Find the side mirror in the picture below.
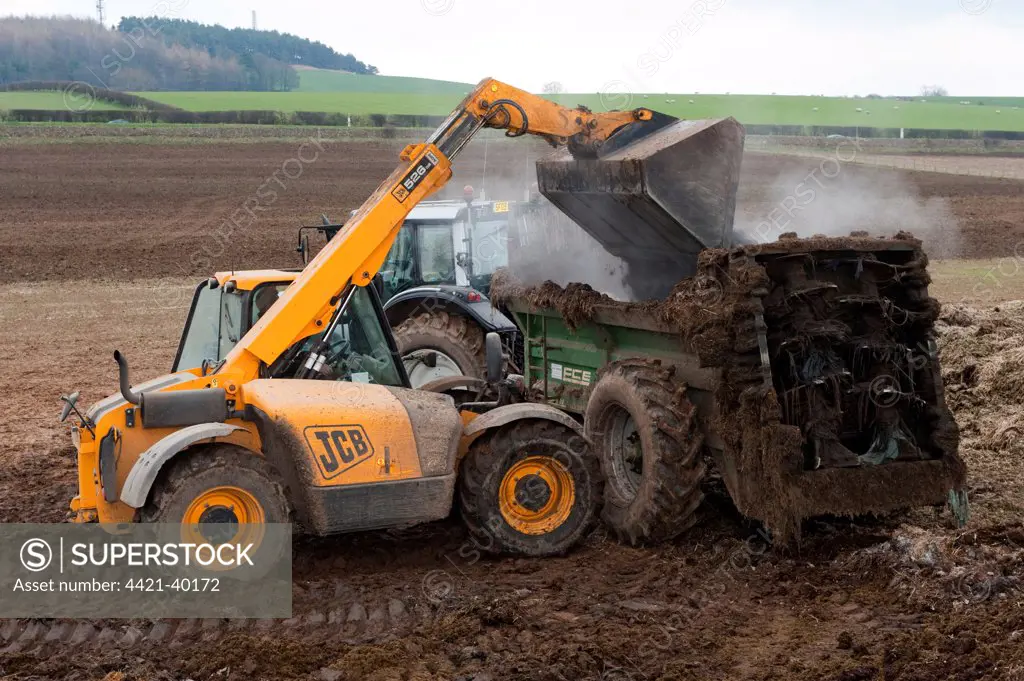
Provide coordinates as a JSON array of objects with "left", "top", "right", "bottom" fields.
[
  {"left": 298, "top": 233, "right": 310, "bottom": 265},
  {"left": 59, "top": 391, "right": 80, "bottom": 423},
  {"left": 485, "top": 333, "right": 503, "bottom": 384}
]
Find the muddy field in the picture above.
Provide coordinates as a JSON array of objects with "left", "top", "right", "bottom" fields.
[
  {"left": 3, "top": 141, "right": 1024, "bottom": 284},
  {"left": 1, "top": 139, "right": 1023, "bottom": 681}
]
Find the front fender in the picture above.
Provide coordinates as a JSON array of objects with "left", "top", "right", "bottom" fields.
[
  {"left": 385, "top": 287, "right": 517, "bottom": 332},
  {"left": 462, "top": 403, "right": 585, "bottom": 450},
  {"left": 120, "top": 423, "right": 246, "bottom": 508}
]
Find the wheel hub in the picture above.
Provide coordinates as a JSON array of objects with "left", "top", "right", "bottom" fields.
[
  {"left": 514, "top": 474, "right": 552, "bottom": 512},
  {"left": 183, "top": 486, "right": 265, "bottom": 546},
  {"left": 197, "top": 506, "right": 240, "bottom": 544},
  {"left": 606, "top": 407, "right": 643, "bottom": 501}
]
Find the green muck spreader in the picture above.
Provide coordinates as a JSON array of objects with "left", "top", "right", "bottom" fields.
[{"left": 495, "top": 235, "right": 968, "bottom": 543}]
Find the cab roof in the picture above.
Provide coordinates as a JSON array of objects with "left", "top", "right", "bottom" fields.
[
  {"left": 389, "top": 199, "right": 520, "bottom": 223},
  {"left": 214, "top": 269, "right": 299, "bottom": 291}
]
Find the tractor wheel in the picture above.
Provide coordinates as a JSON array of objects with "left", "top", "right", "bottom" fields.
[
  {"left": 585, "top": 359, "right": 706, "bottom": 545},
  {"left": 393, "top": 311, "right": 486, "bottom": 388},
  {"left": 458, "top": 420, "right": 601, "bottom": 557},
  {"left": 139, "top": 445, "right": 291, "bottom": 551}
]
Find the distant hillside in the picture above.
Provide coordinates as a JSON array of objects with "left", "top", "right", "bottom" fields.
[
  {"left": 0, "top": 16, "right": 377, "bottom": 92},
  {"left": 296, "top": 68, "right": 470, "bottom": 94},
  {"left": 0, "top": 16, "right": 259, "bottom": 90},
  {"left": 118, "top": 17, "right": 377, "bottom": 77}
]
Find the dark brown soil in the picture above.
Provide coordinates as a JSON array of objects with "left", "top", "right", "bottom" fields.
[
  {"left": 0, "top": 137, "right": 549, "bottom": 284},
  {"left": 0, "top": 141, "right": 1022, "bottom": 680},
  {"left": 1, "top": 145, "right": 1022, "bottom": 284}
]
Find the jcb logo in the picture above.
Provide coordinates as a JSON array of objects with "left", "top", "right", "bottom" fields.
[{"left": 304, "top": 425, "right": 375, "bottom": 480}]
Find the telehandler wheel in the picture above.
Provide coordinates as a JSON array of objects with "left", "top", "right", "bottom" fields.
[
  {"left": 139, "top": 445, "right": 291, "bottom": 549},
  {"left": 394, "top": 311, "right": 487, "bottom": 388},
  {"left": 585, "top": 359, "right": 706, "bottom": 546},
  {"left": 458, "top": 420, "right": 601, "bottom": 557}
]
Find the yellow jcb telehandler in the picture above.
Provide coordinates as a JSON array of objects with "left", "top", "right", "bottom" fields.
[{"left": 60, "top": 78, "right": 740, "bottom": 555}]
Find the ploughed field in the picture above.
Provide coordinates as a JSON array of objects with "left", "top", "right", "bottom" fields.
[{"left": 0, "top": 138, "right": 1023, "bottom": 680}]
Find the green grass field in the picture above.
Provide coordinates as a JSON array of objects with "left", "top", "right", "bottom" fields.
[
  {"left": 3, "top": 69, "right": 1023, "bottom": 132},
  {"left": 295, "top": 68, "right": 472, "bottom": 95},
  {"left": 925, "top": 96, "right": 1024, "bottom": 108},
  {"left": 0, "top": 92, "right": 124, "bottom": 111},
  {"left": 131, "top": 90, "right": 1024, "bottom": 132},
  {"left": 134, "top": 91, "right": 457, "bottom": 115},
  {"left": 548, "top": 93, "right": 1024, "bottom": 132}
]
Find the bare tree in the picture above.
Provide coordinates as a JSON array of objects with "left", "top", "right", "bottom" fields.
[
  {"left": 920, "top": 85, "right": 949, "bottom": 97},
  {"left": 542, "top": 81, "right": 565, "bottom": 95}
]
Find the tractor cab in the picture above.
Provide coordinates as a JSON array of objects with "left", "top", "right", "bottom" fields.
[{"left": 298, "top": 192, "right": 531, "bottom": 299}]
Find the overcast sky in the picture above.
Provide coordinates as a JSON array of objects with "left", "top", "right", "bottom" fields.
[{"left": 4, "top": 0, "right": 1021, "bottom": 96}]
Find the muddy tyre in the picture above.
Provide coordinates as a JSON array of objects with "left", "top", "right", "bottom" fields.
[
  {"left": 139, "top": 445, "right": 291, "bottom": 527},
  {"left": 458, "top": 420, "right": 601, "bottom": 557},
  {"left": 393, "top": 311, "right": 486, "bottom": 388},
  {"left": 585, "top": 359, "right": 706, "bottom": 545}
]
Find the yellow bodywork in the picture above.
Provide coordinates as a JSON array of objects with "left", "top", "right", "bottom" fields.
[
  {"left": 214, "top": 270, "right": 298, "bottom": 291},
  {"left": 71, "top": 375, "right": 261, "bottom": 523},
  {"left": 242, "top": 379, "right": 424, "bottom": 486}
]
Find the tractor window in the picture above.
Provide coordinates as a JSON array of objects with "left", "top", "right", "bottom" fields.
[
  {"left": 317, "top": 287, "right": 404, "bottom": 386},
  {"left": 380, "top": 225, "right": 416, "bottom": 299},
  {"left": 174, "top": 283, "right": 245, "bottom": 373},
  {"left": 418, "top": 225, "right": 455, "bottom": 284},
  {"left": 469, "top": 219, "right": 510, "bottom": 277}
]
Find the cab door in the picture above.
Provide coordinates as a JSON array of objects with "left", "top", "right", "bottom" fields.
[{"left": 243, "top": 285, "right": 461, "bottom": 535}]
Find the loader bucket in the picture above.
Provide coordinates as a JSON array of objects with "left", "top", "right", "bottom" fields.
[{"left": 536, "top": 117, "right": 745, "bottom": 300}]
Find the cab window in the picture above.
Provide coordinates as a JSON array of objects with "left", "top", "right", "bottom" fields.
[
  {"left": 320, "top": 287, "right": 404, "bottom": 386},
  {"left": 469, "top": 218, "right": 510, "bottom": 277},
  {"left": 269, "top": 287, "right": 404, "bottom": 387},
  {"left": 174, "top": 282, "right": 245, "bottom": 373},
  {"left": 250, "top": 283, "right": 290, "bottom": 326},
  {"left": 380, "top": 225, "right": 416, "bottom": 299}
]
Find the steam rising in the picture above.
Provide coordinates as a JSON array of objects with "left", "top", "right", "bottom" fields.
[
  {"left": 464, "top": 140, "right": 961, "bottom": 306},
  {"left": 734, "top": 160, "right": 961, "bottom": 259},
  {"left": 465, "top": 137, "right": 636, "bottom": 301},
  {"left": 509, "top": 201, "right": 635, "bottom": 301}
]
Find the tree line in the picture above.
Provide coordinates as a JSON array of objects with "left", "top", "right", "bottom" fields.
[
  {"left": 118, "top": 17, "right": 377, "bottom": 76},
  {"left": 0, "top": 16, "right": 375, "bottom": 92}
]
